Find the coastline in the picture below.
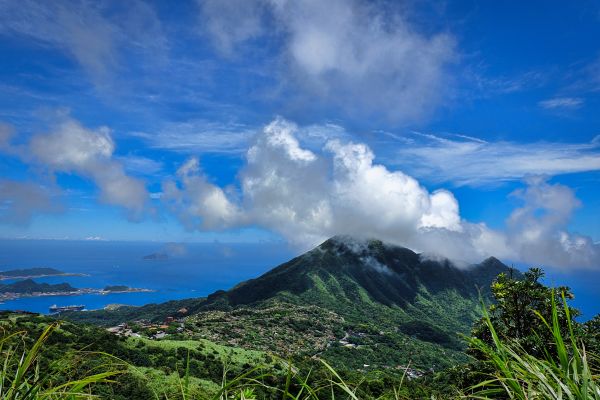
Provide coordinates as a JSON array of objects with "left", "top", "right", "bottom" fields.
[
  {"left": 0, "top": 287, "right": 154, "bottom": 303},
  {"left": 0, "top": 272, "right": 90, "bottom": 281}
]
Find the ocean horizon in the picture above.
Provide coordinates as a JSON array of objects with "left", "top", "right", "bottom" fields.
[{"left": 0, "top": 239, "right": 294, "bottom": 315}]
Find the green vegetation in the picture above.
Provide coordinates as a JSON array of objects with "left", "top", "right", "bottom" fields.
[
  {"left": 466, "top": 294, "right": 600, "bottom": 399},
  {"left": 0, "top": 322, "right": 123, "bottom": 399},
  {"left": 67, "top": 237, "right": 511, "bottom": 370},
  {"left": 3, "top": 282, "right": 598, "bottom": 399},
  {"left": 3, "top": 237, "right": 598, "bottom": 398},
  {"left": 186, "top": 302, "right": 344, "bottom": 356}
]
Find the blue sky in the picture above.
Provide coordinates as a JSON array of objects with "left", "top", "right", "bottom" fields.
[{"left": 0, "top": 0, "right": 599, "bottom": 270}]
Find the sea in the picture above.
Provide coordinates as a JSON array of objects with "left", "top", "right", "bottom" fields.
[
  {"left": 0, "top": 239, "right": 294, "bottom": 315},
  {"left": 0, "top": 239, "right": 598, "bottom": 320}
]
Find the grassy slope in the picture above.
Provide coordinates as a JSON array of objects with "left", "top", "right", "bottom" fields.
[{"left": 0, "top": 311, "right": 277, "bottom": 399}]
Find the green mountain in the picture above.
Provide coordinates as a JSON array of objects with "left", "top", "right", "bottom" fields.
[
  {"left": 67, "top": 236, "right": 513, "bottom": 370},
  {"left": 202, "top": 236, "right": 507, "bottom": 308},
  {"left": 186, "top": 236, "right": 511, "bottom": 369}
]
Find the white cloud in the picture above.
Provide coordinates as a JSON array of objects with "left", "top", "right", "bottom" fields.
[
  {"left": 0, "top": 117, "right": 149, "bottom": 219},
  {"left": 506, "top": 177, "right": 599, "bottom": 268},
  {"left": 164, "top": 117, "right": 600, "bottom": 269},
  {"left": 539, "top": 97, "right": 584, "bottom": 110},
  {"left": 389, "top": 132, "right": 600, "bottom": 186},
  {"left": 200, "top": 0, "right": 456, "bottom": 122},
  {"left": 162, "top": 157, "right": 242, "bottom": 230},
  {"left": 0, "top": 123, "right": 15, "bottom": 151},
  {"left": 199, "top": 0, "right": 266, "bottom": 56}
]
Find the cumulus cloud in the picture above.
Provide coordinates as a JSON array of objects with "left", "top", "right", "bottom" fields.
[
  {"left": 162, "top": 157, "right": 242, "bottom": 230},
  {"left": 164, "top": 117, "right": 599, "bottom": 270},
  {"left": 0, "top": 179, "right": 62, "bottom": 224},
  {"left": 0, "top": 118, "right": 149, "bottom": 219},
  {"left": 200, "top": 0, "right": 456, "bottom": 122},
  {"left": 506, "top": 177, "right": 600, "bottom": 268},
  {"left": 389, "top": 131, "right": 600, "bottom": 186}
]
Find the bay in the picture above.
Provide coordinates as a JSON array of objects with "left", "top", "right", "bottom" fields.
[{"left": 0, "top": 239, "right": 294, "bottom": 314}]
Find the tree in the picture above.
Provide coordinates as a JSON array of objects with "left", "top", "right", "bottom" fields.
[{"left": 469, "top": 267, "right": 579, "bottom": 359}]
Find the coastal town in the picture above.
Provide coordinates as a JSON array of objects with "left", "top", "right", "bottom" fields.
[
  {"left": 105, "top": 308, "right": 189, "bottom": 340},
  {"left": 103, "top": 312, "right": 426, "bottom": 380}
]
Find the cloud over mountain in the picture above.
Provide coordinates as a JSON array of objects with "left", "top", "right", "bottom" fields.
[{"left": 164, "top": 117, "right": 600, "bottom": 269}]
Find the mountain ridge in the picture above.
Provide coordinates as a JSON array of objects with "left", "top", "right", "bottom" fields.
[{"left": 199, "top": 236, "right": 512, "bottom": 309}]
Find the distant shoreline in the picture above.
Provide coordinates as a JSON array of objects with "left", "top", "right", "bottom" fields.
[
  {"left": 0, "top": 272, "right": 89, "bottom": 281},
  {"left": 0, "top": 287, "right": 154, "bottom": 303}
]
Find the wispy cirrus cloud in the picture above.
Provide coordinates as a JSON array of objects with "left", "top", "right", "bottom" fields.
[
  {"left": 539, "top": 96, "right": 584, "bottom": 110},
  {"left": 0, "top": 0, "right": 167, "bottom": 85},
  {"left": 118, "top": 155, "right": 164, "bottom": 177},
  {"left": 388, "top": 131, "right": 600, "bottom": 186},
  {"left": 129, "top": 119, "right": 350, "bottom": 155},
  {"left": 130, "top": 121, "right": 257, "bottom": 154}
]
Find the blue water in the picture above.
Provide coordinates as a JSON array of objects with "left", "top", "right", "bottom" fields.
[{"left": 0, "top": 239, "right": 294, "bottom": 314}]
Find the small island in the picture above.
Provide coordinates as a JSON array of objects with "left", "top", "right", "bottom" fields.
[
  {"left": 102, "top": 285, "right": 151, "bottom": 294},
  {"left": 142, "top": 253, "right": 169, "bottom": 261},
  {"left": 0, "top": 267, "right": 87, "bottom": 281},
  {"left": 104, "top": 285, "right": 131, "bottom": 292}
]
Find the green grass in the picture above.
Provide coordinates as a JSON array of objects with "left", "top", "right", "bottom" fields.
[
  {"left": 466, "top": 292, "right": 600, "bottom": 399},
  {"left": 2, "top": 284, "right": 598, "bottom": 399},
  {"left": 0, "top": 322, "right": 124, "bottom": 399},
  {"left": 131, "top": 337, "right": 270, "bottom": 366}
]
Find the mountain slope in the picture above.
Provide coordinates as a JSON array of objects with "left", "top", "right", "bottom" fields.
[
  {"left": 66, "top": 236, "right": 515, "bottom": 370},
  {"left": 184, "top": 236, "right": 514, "bottom": 369},
  {"left": 202, "top": 236, "right": 507, "bottom": 309}
]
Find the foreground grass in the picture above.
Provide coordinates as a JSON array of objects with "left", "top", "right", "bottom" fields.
[
  {"left": 0, "top": 322, "right": 124, "bottom": 399},
  {"left": 466, "top": 293, "right": 600, "bottom": 400}
]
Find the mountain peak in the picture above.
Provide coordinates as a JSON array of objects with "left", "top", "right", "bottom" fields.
[
  {"left": 320, "top": 235, "right": 417, "bottom": 258},
  {"left": 200, "top": 235, "right": 512, "bottom": 310}
]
